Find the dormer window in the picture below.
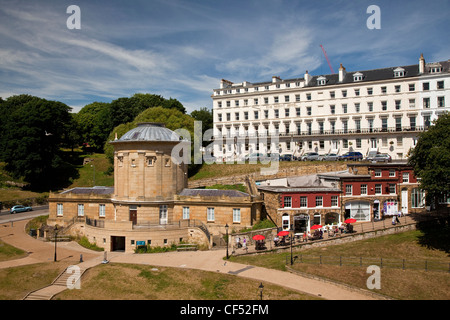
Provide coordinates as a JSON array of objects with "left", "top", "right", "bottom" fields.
[
  {"left": 353, "top": 72, "right": 363, "bottom": 82},
  {"left": 317, "top": 76, "right": 326, "bottom": 86},
  {"left": 429, "top": 66, "right": 442, "bottom": 73},
  {"left": 394, "top": 67, "right": 405, "bottom": 77}
]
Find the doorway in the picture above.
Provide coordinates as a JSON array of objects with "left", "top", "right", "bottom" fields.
[
  {"left": 129, "top": 206, "right": 137, "bottom": 225},
  {"left": 401, "top": 189, "right": 408, "bottom": 214},
  {"left": 111, "top": 236, "right": 125, "bottom": 252}
]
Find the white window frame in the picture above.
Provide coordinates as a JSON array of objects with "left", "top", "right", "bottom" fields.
[
  {"left": 233, "top": 208, "right": 241, "bottom": 223},
  {"left": 345, "top": 185, "right": 353, "bottom": 196},
  {"left": 315, "top": 196, "right": 323, "bottom": 207},
  {"left": 331, "top": 196, "right": 338, "bottom": 207},
  {"left": 375, "top": 184, "right": 382, "bottom": 195},
  {"left": 99, "top": 204, "right": 106, "bottom": 218},
  {"left": 182, "top": 206, "right": 190, "bottom": 220},
  {"left": 402, "top": 172, "right": 409, "bottom": 183},
  {"left": 77, "top": 204, "right": 84, "bottom": 217},
  {"left": 360, "top": 184, "right": 368, "bottom": 195},
  {"left": 300, "top": 196, "right": 308, "bottom": 208},
  {"left": 57, "top": 203, "right": 63, "bottom": 217},
  {"left": 207, "top": 207, "right": 215, "bottom": 222},
  {"left": 284, "top": 196, "right": 292, "bottom": 208}
]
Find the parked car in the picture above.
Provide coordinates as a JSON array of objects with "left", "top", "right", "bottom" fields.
[
  {"left": 318, "top": 153, "right": 339, "bottom": 161},
  {"left": 339, "top": 151, "right": 363, "bottom": 161},
  {"left": 280, "top": 154, "right": 293, "bottom": 161},
  {"left": 245, "top": 153, "right": 270, "bottom": 162},
  {"left": 372, "top": 153, "right": 392, "bottom": 162},
  {"left": 300, "top": 152, "right": 320, "bottom": 161},
  {"left": 364, "top": 150, "right": 379, "bottom": 161},
  {"left": 10, "top": 205, "right": 32, "bottom": 214}
]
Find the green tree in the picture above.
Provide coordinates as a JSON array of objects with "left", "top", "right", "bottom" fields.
[
  {"left": 408, "top": 112, "right": 450, "bottom": 205},
  {"left": 0, "top": 95, "right": 73, "bottom": 190},
  {"left": 74, "top": 102, "right": 111, "bottom": 151},
  {"left": 75, "top": 93, "right": 186, "bottom": 152},
  {"left": 191, "top": 107, "right": 213, "bottom": 148}
]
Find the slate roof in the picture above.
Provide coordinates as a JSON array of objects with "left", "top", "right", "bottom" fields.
[
  {"left": 178, "top": 188, "right": 249, "bottom": 198},
  {"left": 60, "top": 186, "right": 114, "bottom": 195},
  {"left": 215, "top": 59, "right": 450, "bottom": 90}
]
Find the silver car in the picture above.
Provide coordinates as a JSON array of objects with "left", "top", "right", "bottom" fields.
[
  {"left": 372, "top": 153, "right": 392, "bottom": 162},
  {"left": 300, "top": 152, "right": 320, "bottom": 161},
  {"left": 318, "top": 153, "right": 339, "bottom": 161}
]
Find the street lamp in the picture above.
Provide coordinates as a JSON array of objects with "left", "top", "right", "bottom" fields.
[
  {"left": 258, "top": 282, "right": 264, "bottom": 300},
  {"left": 54, "top": 225, "right": 59, "bottom": 262},
  {"left": 225, "top": 223, "right": 229, "bottom": 260}
]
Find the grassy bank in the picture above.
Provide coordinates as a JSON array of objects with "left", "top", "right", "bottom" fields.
[
  {"left": 230, "top": 229, "right": 450, "bottom": 300},
  {"left": 55, "top": 263, "right": 321, "bottom": 300}
]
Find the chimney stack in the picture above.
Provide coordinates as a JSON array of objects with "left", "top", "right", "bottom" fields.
[
  {"left": 304, "top": 71, "right": 311, "bottom": 85},
  {"left": 339, "top": 64, "right": 346, "bottom": 82},
  {"left": 419, "top": 53, "right": 425, "bottom": 74}
]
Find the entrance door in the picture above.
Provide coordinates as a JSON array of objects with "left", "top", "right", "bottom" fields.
[
  {"left": 129, "top": 206, "right": 137, "bottom": 225},
  {"left": 401, "top": 189, "right": 408, "bottom": 214},
  {"left": 159, "top": 205, "right": 168, "bottom": 225},
  {"left": 111, "top": 236, "right": 125, "bottom": 251}
]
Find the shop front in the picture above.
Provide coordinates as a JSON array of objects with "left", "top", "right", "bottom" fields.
[
  {"left": 293, "top": 214, "right": 309, "bottom": 233},
  {"left": 383, "top": 199, "right": 399, "bottom": 216},
  {"left": 345, "top": 201, "right": 371, "bottom": 221}
]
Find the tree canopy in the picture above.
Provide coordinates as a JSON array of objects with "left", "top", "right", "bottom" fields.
[
  {"left": 0, "top": 95, "right": 73, "bottom": 189},
  {"left": 74, "top": 93, "right": 186, "bottom": 152},
  {"left": 408, "top": 112, "right": 450, "bottom": 203}
]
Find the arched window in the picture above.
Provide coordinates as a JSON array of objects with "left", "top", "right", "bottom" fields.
[{"left": 411, "top": 188, "right": 426, "bottom": 208}]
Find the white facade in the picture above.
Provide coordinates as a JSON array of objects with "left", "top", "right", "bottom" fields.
[{"left": 212, "top": 54, "right": 449, "bottom": 161}]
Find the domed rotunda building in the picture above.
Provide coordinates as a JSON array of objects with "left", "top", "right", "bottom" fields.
[{"left": 48, "top": 123, "right": 262, "bottom": 252}]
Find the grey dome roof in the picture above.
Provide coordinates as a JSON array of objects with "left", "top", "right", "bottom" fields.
[{"left": 117, "top": 123, "right": 181, "bottom": 142}]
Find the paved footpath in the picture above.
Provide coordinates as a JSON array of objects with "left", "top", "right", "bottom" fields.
[{"left": 1, "top": 219, "right": 380, "bottom": 300}]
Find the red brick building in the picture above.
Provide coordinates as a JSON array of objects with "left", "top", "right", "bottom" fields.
[{"left": 257, "top": 162, "right": 426, "bottom": 233}]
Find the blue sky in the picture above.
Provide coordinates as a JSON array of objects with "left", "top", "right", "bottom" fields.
[{"left": 0, "top": 0, "right": 449, "bottom": 113}]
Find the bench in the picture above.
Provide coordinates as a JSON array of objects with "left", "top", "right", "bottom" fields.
[
  {"left": 176, "top": 244, "right": 198, "bottom": 252},
  {"left": 49, "top": 236, "right": 72, "bottom": 242}
]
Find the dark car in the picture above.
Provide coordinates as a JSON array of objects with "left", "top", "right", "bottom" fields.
[
  {"left": 339, "top": 151, "right": 363, "bottom": 161},
  {"left": 10, "top": 205, "right": 33, "bottom": 214},
  {"left": 280, "top": 154, "right": 293, "bottom": 161}
]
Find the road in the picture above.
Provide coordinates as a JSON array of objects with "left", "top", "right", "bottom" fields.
[{"left": 0, "top": 205, "right": 49, "bottom": 224}]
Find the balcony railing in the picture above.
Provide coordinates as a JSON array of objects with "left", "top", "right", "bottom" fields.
[{"left": 214, "top": 126, "right": 426, "bottom": 140}]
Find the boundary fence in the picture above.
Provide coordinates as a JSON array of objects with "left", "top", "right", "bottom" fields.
[{"left": 288, "top": 254, "right": 450, "bottom": 273}]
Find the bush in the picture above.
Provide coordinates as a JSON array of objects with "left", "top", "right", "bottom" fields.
[
  {"left": 135, "top": 243, "right": 178, "bottom": 253},
  {"left": 78, "top": 236, "right": 104, "bottom": 251}
]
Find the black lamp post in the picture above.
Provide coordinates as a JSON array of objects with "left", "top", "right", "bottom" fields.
[
  {"left": 54, "top": 225, "right": 59, "bottom": 262},
  {"left": 290, "top": 231, "right": 294, "bottom": 265},
  {"left": 258, "top": 282, "right": 264, "bottom": 300},
  {"left": 225, "top": 223, "right": 229, "bottom": 259}
]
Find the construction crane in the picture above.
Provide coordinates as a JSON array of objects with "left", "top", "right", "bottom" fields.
[{"left": 320, "top": 44, "right": 335, "bottom": 74}]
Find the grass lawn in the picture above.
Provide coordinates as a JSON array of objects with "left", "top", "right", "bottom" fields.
[
  {"left": 0, "top": 239, "right": 28, "bottom": 262},
  {"left": 55, "top": 263, "right": 321, "bottom": 300},
  {"left": 0, "top": 262, "right": 71, "bottom": 300},
  {"left": 230, "top": 230, "right": 450, "bottom": 300}
]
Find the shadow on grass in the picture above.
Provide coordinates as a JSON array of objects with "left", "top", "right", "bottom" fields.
[{"left": 416, "top": 215, "right": 450, "bottom": 255}]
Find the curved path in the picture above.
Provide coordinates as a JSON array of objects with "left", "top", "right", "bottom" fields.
[{"left": 1, "top": 220, "right": 379, "bottom": 300}]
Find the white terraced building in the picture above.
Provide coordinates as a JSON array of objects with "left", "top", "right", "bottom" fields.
[{"left": 211, "top": 54, "right": 449, "bottom": 161}]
